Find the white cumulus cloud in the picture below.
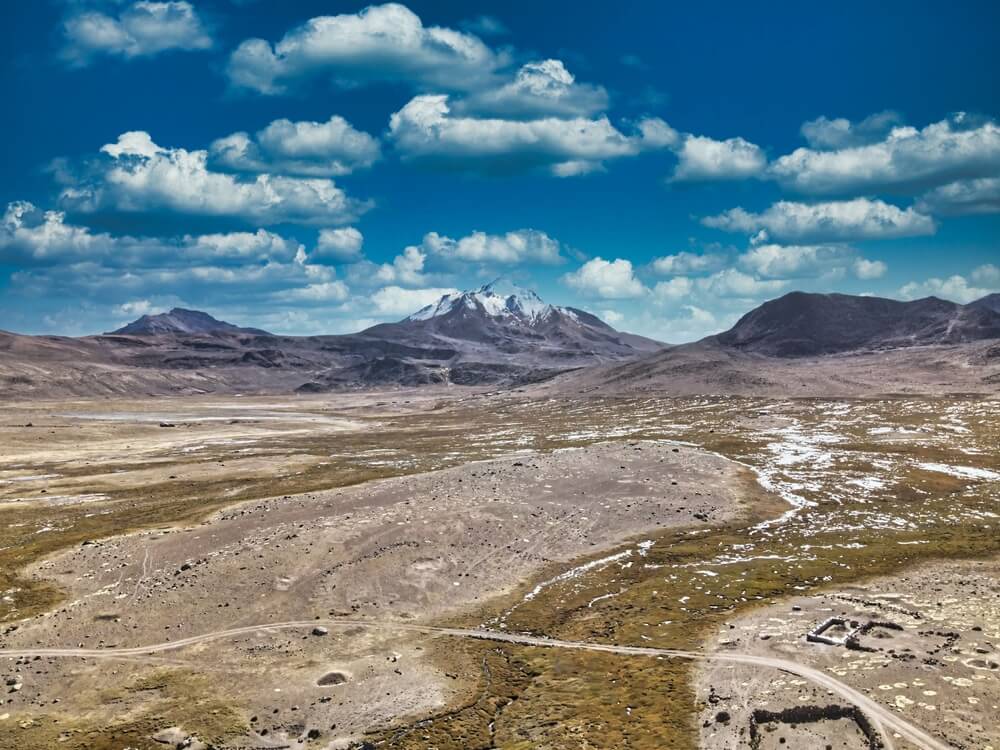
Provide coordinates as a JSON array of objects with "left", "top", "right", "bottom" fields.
[
  {"left": 1, "top": 201, "right": 303, "bottom": 264},
  {"left": 916, "top": 177, "right": 1000, "bottom": 216},
  {"left": 737, "top": 243, "right": 880, "bottom": 279},
  {"left": 60, "top": 131, "right": 371, "bottom": 226},
  {"left": 226, "top": 3, "right": 503, "bottom": 95},
  {"left": 210, "top": 116, "right": 380, "bottom": 178},
  {"left": 853, "top": 258, "right": 888, "bottom": 280},
  {"left": 972, "top": 263, "right": 1000, "bottom": 285},
  {"left": 314, "top": 227, "right": 364, "bottom": 261},
  {"left": 799, "top": 111, "right": 902, "bottom": 150},
  {"left": 652, "top": 276, "right": 694, "bottom": 301},
  {"left": 273, "top": 280, "right": 350, "bottom": 303},
  {"left": 370, "top": 285, "right": 459, "bottom": 316},
  {"left": 770, "top": 114, "right": 1000, "bottom": 195},
  {"left": 702, "top": 198, "right": 936, "bottom": 242},
  {"left": 651, "top": 251, "right": 726, "bottom": 275},
  {"left": 672, "top": 135, "right": 767, "bottom": 181},
  {"left": 420, "top": 229, "right": 563, "bottom": 264},
  {"left": 63, "top": 1, "right": 211, "bottom": 65},
  {"left": 457, "top": 59, "right": 608, "bottom": 119},
  {"left": 899, "top": 274, "right": 997, "bottom": 304},
  {"left": 373, "top": 246, "right": 429, "bottom": 286},
  {"left": 695, "top": 268, "right": 787, "bottom": 298},
  {"left": 562, "top": 257, "right": 648, "bottom": 299},
  {"left": 388, "top": 95, "right": 671, "bottom": 176}
]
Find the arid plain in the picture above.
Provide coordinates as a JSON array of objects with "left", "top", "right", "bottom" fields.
[{"left": 0, "top": 388, "right": 997, "bottom": 750}]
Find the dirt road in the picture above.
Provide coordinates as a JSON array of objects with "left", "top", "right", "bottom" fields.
[{"left": 0, "top": 619, "right": 945, "bottom": 750}]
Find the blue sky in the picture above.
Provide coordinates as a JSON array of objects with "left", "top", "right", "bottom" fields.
[{"left": 2, "top": 1, "right": 998, "bottom": 340}]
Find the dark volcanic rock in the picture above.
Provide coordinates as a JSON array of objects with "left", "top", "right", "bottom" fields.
[
  {"left": 968, "top": 292, "right": 1000, "bottom": 315},
  {"left": 713, "top": 292, "right": 1000, "bottom": 356}
]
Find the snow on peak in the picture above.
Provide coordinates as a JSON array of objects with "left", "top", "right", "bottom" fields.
[
  {"left": 407, "top": 278, "right": 557, "bottom": 324},
  {"left": 407, "top": 291, "right": 463, "bottom": 321}
]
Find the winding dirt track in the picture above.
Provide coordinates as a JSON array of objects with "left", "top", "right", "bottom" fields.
[{"left": 0, "top": 619, "right": 946, "bottom": 750}]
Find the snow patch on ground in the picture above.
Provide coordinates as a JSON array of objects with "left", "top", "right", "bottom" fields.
[{"left": 916, "top": 463, "right": 1000, "bottom": 481}]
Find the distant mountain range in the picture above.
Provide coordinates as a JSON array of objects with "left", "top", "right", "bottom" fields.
[
  {"left": 0, "top": 280, "right": 663, "bottom": 397},
  {"left": 1, "top": 285, "right": 998, "bottom": 399}
]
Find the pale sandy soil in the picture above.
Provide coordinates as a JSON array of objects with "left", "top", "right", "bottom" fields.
[
  {"left": 0, "top": 434, "right": 745, "bottom": 748},
  {"left": 695, "top": 557, "right": 1000, "bottom": 750},
  {"left": 0, "top": 391, "right": 459, "bottom": 514},
  {"left": 541, "top": 341, "right": 1000, "bottom": 398}
]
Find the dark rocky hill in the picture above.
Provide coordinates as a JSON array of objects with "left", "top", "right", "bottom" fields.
[
  {"left": 110, "top": 308, "right": 271, "bottom": 336},
  {"left": 968, "top": 292, "right": 1000, "bottom": 314},
  {"left": 712, "top": 292, "right": 1000, "bottom": 356}
]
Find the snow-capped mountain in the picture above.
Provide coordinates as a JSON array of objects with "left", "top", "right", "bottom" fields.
[
  {"left": 408, "top": 279, "right": 563, "bottom": 325},
  {"left": 365, "top": 278, "right": 663, "bottom": 357}
]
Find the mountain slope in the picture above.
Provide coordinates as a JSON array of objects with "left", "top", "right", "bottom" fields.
[
  {"left": 968, "top": 292, "right": 1000, "bottom": 314},
  {"left": 712, "top": 292, "right": 1000, "bottom": 356},
  {"left": 109, "top": 308, "right": 271, "bottom": 336},
  {"left": 544, "top": 290, "right": 1000, "bottom": 398}
]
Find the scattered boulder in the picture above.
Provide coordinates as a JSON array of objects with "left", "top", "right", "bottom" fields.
[
  {"left": 151, "top": 727, "right": 208, "bottom": 750},
  {"left": 152, "top": 727, "right": 187, "bottom": 746}
]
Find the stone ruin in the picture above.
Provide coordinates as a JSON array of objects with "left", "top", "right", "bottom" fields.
[
  {"left": 805, "top": 616, "right": 903, "bottom": 651},
  {"left": 748, "top": 704, "right": 884, "bottom": 750}
]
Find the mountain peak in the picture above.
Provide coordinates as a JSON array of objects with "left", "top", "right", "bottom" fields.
[
  {"left": 478, "top": 276, "right": 532, "bottom": 296},
  {"left": 109, "top": 308, "right": 270, "bottom": 336},
  {"left": 408, "top": 279, "right": 553, "bottom": 324},
  {"left": 969, "top": 292, "right": 1000, "bottom": 314},
  {"left": 364, "top": 278, "right": 662, "bottom": 358}
]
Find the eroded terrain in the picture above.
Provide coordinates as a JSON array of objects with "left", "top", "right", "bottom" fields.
[{"left": 0, "top": 391, "right": 997, "bottom": 749}]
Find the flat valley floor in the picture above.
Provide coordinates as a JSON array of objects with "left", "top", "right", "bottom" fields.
[{"left": 0, "top": 390, "right": 997, "bottom": 750}]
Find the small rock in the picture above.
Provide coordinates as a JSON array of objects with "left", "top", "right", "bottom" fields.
[{"left": 152, "top": 727, "right": 187, "bottom": 745}]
